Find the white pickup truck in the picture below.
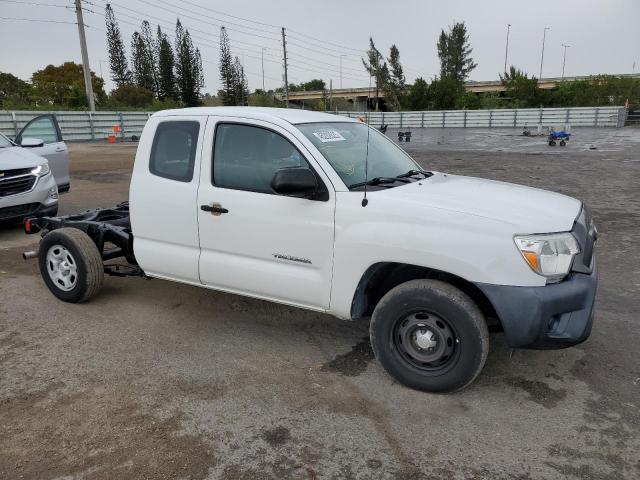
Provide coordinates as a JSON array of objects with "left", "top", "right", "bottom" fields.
[{"left": 23, "top": 107, "right": 598, "bottom": 392}]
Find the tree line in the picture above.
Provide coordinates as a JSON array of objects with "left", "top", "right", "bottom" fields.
[
  {"left": 105, "top": 4, "right": 203, "bottom": 108},
  {"left": 363, "top": 22, "right": 639, "bottom": 111}
]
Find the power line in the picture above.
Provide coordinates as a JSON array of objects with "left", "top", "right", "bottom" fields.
[
  {"left": 173, "top": 0, "right": 280, "bottom": 29},
  {"left": 0, "top": 15, "right": 75, "bottom": 24},
  {"left": 87, "top": 0, "right": 282, "bottom": 62},
  {"left": 128, "top": 0, "right": 282, "bottom": 42},
  {"left": 0, "top": 0, "right": 70, "bottom": 7},
  {"left": 287, "top": 28, "right": 363, "bottom": 54}
]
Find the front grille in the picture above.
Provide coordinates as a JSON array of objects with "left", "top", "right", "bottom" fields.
[
  {"left": 0, "top": 175, "right": 36, "bottom": 197},
  {"left": 0, "top": 167, "right": 33, "bottom": 179},
  {"left": 0, "top": 202, "right": 40, "bottom": 219}
]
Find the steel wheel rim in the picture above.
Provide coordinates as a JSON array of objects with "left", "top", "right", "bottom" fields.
[
  {"left": 46, "top": 245, "right": 78, "bottom": 292},
  {"left": 392, "top": 311, "right": 459, "bottom": 374}
]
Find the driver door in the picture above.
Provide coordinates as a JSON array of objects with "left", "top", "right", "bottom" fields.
[
  {"left": 16, "top": 114, "right": 70, "bottom": 191},
  {"left": 197, "top": 117, "right": 336, "bottom": 310}
]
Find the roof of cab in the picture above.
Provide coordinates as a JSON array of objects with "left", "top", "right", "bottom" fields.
[{"left": 152, "top": 106, "right": 357, "bottom": 125}]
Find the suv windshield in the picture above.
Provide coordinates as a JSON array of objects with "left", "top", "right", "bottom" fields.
[
  {"left": 0, "top": 134, "right": 13, "bottom": 148},
  {"left": 297, "top": 122, "right": 422, "bottom": 189}
]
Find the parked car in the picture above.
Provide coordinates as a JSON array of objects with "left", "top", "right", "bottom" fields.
[
  {"left": 0, "top": 114, "right": 70, "bottom": 222},
  {"left": 22, "top": 107, "right": 597, "bottom": 393}
]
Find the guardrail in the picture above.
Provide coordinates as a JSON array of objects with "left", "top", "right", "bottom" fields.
[
  {"left": 334, "top": 106, "right": 627, "bottom": 128},
  {"left": 0, "top": 106, "right": 628, "bottom": 141},
  {"left": 0, "top": 110, "right": 151, "bottom": 141}
]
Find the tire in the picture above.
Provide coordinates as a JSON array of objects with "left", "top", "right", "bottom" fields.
[
  {"left": 38, "top": 227, "right": 104, "bottom": 303},
  {"left": 560, "top": 140, "right": 566, "bottom": 146},
  {"left": 370, "top": 279, "right": 489, "bottom": 393}
]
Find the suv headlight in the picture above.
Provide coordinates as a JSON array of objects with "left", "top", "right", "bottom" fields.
[
  {"left": 31, "top": 163, "right": 50, "bottom": 177},
  {"left": 514, "top": 233, "right": 580, "bottom": 283}
]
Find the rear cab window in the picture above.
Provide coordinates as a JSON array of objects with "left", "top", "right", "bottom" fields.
[{"left": 149, "top": 121, "right": 200, "bottom": 182}]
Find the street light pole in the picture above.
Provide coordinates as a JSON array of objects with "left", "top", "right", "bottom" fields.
[
  {"left": 261, "top": 48, "right": 266, "bottom": 91},
  {"left": 339, "top": 54, "right": 346, "bottom": 89},
  {"left": 504, "top": 24, "right": 511, "bottom": 74},
  {"left": 539, "top": 27, "right": 550, "bottom": 79},
  {"left": 561, "top": 44, "right": 570, "bottom": 79}
]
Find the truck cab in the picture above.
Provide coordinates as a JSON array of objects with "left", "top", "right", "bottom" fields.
[{"left": 25, "top": 107, "right": 598, "bottom": 393}]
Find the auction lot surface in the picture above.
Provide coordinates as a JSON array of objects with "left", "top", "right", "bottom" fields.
[{"left": 1, "top": 127, "right": 639, "bottom": 479}]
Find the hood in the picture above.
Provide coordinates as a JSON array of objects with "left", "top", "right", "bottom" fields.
[
  {"left": 380, "top": 172, "right": 582, "bottom": 233},
  {"left": 0, "top": 146, "right": 47, "bottom": 171}
]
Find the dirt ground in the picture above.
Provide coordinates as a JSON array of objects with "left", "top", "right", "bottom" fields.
[{"left": 1, "top": 128, "right": 639, "bottom": 479}]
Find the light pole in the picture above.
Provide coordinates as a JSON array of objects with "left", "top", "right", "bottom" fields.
[
  {"left": 504, "top": 24, "right": 511, "bottom": 74},
  {"left": 339, "top": 54, "right": 347, "bottom": 89},
  {"left": 539, "top": 27, "right": 550, "bottom": 79},
  {"left": 261, "top": 48, "right": 266, "bottom": 91},
  {"left": 561, "top": 44, "right": 570, "bottom": 79}
]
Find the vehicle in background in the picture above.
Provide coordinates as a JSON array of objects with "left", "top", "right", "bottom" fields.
[
  {"left": 0, "top": 114, "right": 69, "bottom": 223},
  {"left": 22, "top": 107, "right": 597, "bottom": 393}
]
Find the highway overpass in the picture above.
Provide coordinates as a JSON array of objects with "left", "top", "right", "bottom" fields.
[{"left": 281, "top": 73, "right": 640, "bottom": 109}]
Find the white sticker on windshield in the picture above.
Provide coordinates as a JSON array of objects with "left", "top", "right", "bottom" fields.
[{"left": 312, "top": 130, "right": 346, "bottom": 143}]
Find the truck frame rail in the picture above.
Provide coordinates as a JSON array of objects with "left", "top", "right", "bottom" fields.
[{"left": 24, "top": 201, "right": 141, "bottom": 276}]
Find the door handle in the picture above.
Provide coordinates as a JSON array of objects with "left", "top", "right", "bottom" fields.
[
  {"left": 55, "top": 147, "right": 65, "bottom": 152},
  {"left": 200, "top": 203, "right": 229, "bottom": 216}
]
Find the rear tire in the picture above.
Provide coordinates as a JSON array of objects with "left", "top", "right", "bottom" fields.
[
  {"left": 370, "top": 279, "right": 489, "bottom": 393},
  {"left": 38, "top": 228, "right": 104, "bottom": 303}
]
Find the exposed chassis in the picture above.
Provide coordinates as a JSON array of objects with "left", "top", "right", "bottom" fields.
[{"left": 24, "top": 201, "right": 144, "bottom": 277}]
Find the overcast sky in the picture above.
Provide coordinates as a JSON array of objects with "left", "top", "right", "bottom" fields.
[{"left": 1, "top": 0, "right": 638, "bottom": 94}]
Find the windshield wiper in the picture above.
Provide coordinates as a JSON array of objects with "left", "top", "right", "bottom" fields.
[
  {"left": 348, "top": 177, "right": 410, "bottom": 189},
  {"left": 396, "top": 169, "right": 433, "bottom": 179}
]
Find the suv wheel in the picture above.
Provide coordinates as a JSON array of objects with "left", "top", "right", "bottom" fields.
[{"left": 370, "top": 279, "right": 489, "bottom": 393}]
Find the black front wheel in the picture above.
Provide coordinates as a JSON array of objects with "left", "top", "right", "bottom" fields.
[{"left": 370, "top": 280, "right": 489, "bottom": 393}]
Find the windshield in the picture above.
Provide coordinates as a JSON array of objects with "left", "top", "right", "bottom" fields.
[
  {"left": 296, "top": 122, "right": 421, "bottom": 189},
  {"left": 0, "top": 134, "right": 13, "bottom": 148}
]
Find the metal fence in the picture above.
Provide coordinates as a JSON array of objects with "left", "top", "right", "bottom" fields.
[
  {"left": 0, "top": 110, "right": 151, "bottom": 141},
  {"left": 334, "top": 106, "right": 627, "bottom": 128},
  {"left": 0, "top": 106, "right": 628, "bottom": 141}
]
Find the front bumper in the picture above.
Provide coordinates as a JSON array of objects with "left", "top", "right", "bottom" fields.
[
  {"left": 476, "top": 258, "right": 597, "bottom": 349},
  {"left": 0, "top": 173, "right": 58, "bottom": 221}
]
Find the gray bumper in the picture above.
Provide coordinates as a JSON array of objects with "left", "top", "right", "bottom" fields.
[{"left": 476, "top": 259, "right": 597, "bottom": 349}]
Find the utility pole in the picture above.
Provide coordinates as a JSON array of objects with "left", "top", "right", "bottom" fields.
[
  {"left": 74, "top": 0, "right": 95, "bottom": 111},
  {"left": 281, "top": 27, "right": 289, "bottom": 108},
  {"left": 503, "top": 24, "right": 511, "bottom": 74},
  {"left": 261, "top": 48, "right": 266, "bottom": 91},
  {"left": 539, "top": 27, "right": 550, "bottom": 80},
  {"left": 561, "top": 44, "right": 570, "bottom": 79},
  {"left": 329, "top": 79, "right": 333, "bottom": 111},
  {"left": 339, "top": 54, "right": 346, "bottom": 89}
]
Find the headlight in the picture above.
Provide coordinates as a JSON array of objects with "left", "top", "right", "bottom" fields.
[
  {"left": 514, "top": 232, "right": 580, "bottom": 283},
  {"left": 31, "top": 163, "right": 50, "bottom": 177}
]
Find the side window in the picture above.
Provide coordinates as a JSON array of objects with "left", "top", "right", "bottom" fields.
[
  {"left": 149, "top": 121, "right": 200, "bottom": 182},
  {"left": 213, "top": 123, "right": 307, "bottom": 194},
  {"left": 20, "top": 116, "right": 59, "bottom": 144}
]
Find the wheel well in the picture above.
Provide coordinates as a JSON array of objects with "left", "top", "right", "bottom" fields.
[{"left": 350, "top": 262, "right": 502, "bottom": 330}]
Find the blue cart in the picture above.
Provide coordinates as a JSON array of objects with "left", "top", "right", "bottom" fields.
[{"left": 548, "top": 128, "right": 571, "bottom": 146}]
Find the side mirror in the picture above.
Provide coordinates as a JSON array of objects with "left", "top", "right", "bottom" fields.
[
  {"left": 271, "top": 167, "right": 317, "bottom": 198},
  {"left": 20, "top": 137, "right": 44, "bottom": 148}
]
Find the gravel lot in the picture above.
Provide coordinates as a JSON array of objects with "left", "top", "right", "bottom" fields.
[{"left": 1, "top": 127, "right": 639, "bottom": 479}]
